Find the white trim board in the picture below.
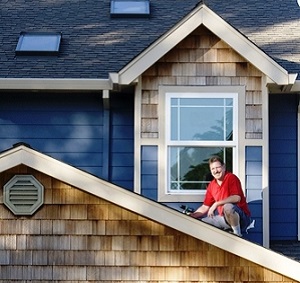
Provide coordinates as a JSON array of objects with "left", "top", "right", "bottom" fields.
[
  {"left": 116, "top": 4, "right": 296, "bottom": 86},
  {"left": 0, "top": 78, "right": 112, "bottom": 91},
  {"left": 0, "top": 144, "right": 299, "bottom": 281}
]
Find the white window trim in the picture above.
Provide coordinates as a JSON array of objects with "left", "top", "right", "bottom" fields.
[{"left": 158, "top": 85, "right": 246, "bottom": 202}]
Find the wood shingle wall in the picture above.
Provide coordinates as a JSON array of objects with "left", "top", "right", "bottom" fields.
[
  {"left": 0, "top": 165, "right": 296, "bottom": 282},
  {"left": 141, "top": 26, "right": 263, "bottom": 139}
]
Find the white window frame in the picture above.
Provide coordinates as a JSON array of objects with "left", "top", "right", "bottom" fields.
[{"left": 158, "top": 86, "right": 245, "bottom": 202}]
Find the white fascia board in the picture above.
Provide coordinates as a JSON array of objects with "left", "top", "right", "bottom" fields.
[
  {"left": 117, "top": 6, "right": 205, "bottom": 85},
  {"left": 289, "top": 73, "right": 299, "bottom": 85},
  {"left": 0, "top": 78, "right": 113, "bottom": 91},
  {"left": 0, "top": 145, "right": 300, "bottom": 281},
  {"left": 291, "top": 80, "right": 300, "bottom": 92},
  {"left": 202, "top": 8, "right": 291, "bottom": 85},
  {"left": 267, "top": 76, "right": 299, "bottom": 93},
  {"left": 118, "top": 4, "right": 293, "bottom": 86}
]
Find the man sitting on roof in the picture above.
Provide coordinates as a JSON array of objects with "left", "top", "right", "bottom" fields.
[{"left": 190, "top": 156, "right": 251, "bottom": 237}]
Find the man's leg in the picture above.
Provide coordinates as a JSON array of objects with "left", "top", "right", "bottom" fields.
[
  {"left": 201, "top": 215, "right": 231, "bottom": 230},
  {"left": 223, "top": 203, "right": 242, "bottom": 236}
]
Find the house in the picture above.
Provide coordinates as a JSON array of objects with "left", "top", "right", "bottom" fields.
[{"left": 0, "top": 0, "right": 300, "bottom": 278}]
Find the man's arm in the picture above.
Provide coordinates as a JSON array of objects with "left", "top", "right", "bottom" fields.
[
  {"left": 214, "top": 195, "right": 241, "bottom": 206},
  {"left": 190, "top": 204, "right": 209, "bottom": 219},
  {"left": 206, "top": 195, "right": 241, "bottom": 217}
]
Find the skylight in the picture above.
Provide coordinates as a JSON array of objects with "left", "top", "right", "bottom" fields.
[
  {"left": 110, "top": 0, "right": 150, "bottom": 17},
  {"left": 15, "top": 32, "right": 62, "bottom": 55}
]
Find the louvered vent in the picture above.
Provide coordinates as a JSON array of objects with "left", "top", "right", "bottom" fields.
[{"left": 3, "top": 175, "right": 44, "bottom": 215}]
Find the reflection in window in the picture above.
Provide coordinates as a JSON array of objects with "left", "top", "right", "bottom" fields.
[
  {"left": 170, "top": 98, "right": 233, "bottom": 141},
  {"left": 169, "top": 147, "right": 232, "bottom": 192}
]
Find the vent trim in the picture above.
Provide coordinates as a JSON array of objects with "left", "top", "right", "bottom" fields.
[{"left": 3, "top": 175, "right": 44, "bottom": 215}]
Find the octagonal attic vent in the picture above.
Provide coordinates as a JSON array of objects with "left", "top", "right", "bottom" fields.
[{"left": 3, "top": 175, "right": 44, "bottom": 215}]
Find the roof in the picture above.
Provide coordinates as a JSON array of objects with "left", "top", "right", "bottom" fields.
[
  {"left": 0, "top": 0, "right": 299, "bottom": 81},
  {"left": 271, "top": 241, "right": 300, "bottom": 262},
  {"left": 116, "top": 4, "right": 295, "bottom": 85},
  {"left": 205, "top": 0, "right": 300, "bottom": 77},
  {"left": 0, "top": 0, "right": 199, "bottom": 79},
  {"left": 1, "top": 143, "right": 300, "bottom": 282}
]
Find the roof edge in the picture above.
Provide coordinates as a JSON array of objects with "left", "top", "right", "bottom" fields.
[
  {"left": 201, "top": 7, "right": 291, "bottom": 85},
  {"left": 0, "top": 144, "right": 300, "bottom": 281},
  {"left": 0, "top": 78, "right": 113, "bottom": 91},
  {"left": 117, "top": 4, "right": 291, "bottom": 86},
  {"left": 290, "top": 79, "right": 300, "bottom": 92}
]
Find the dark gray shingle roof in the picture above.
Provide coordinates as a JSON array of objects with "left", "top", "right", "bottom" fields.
[
  {"left": 271, "top": 240, "right": 300, "bottom": 262},
  {"left": 0, "top": 0, "right": 299, "bottom": 79},
  {"left": 206, "top": 0, "right": 300, "bottom": 76},
  {"left": 0, "top": 0, "right": 199, "bottom": 78}
]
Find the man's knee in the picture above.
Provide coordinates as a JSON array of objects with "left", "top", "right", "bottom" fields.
[{"left": 223, "top": 203, "right": 234, "bottom": 215}]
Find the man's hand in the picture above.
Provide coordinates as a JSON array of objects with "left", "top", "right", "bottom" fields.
[
  {"left": 207, "top": 202, "right": 219, "bottom": 217},
  {"left": 189, "top": 204, "right": 209, "bottom": 219},
  {"left": 190, "top": 211, "right": 203, "bottom": 219}
]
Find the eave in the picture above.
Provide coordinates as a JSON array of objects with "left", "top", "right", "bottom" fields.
[
  {"left": 0, "top": 78, "right": 113, "bottom": 91},
  {"left": 290, "top": 80, "right": 300, "bottom": 92},
  {"left": 267, "top": 75, "right": 300, "bottom": 93},
  {"left": 0, "top": 144, "right": 300, "bottom": 282},
  {"left": 113, "top": 4, "right": 297, "bottom": 87}
]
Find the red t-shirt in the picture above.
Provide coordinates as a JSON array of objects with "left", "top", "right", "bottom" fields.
[{"left": 203, "top": 172, "right": 250, "bottom": 216}]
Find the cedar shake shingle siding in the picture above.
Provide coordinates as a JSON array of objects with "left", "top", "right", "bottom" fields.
[
  {"left": 141, "top": 26, "right": 263, "bottom": 138},
  {"left": 0, "top": 165, "right": 296, "bottom": 282}
]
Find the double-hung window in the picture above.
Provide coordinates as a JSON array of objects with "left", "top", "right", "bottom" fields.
[{"left": 159, "top": 86, "right": 242, "bottom": 202}]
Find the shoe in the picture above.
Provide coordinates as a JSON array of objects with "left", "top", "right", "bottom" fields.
[{"left": 228, "top": 230, "right": 242, "bottom": 237}]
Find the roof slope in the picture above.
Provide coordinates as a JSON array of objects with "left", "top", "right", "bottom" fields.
[
  {"left": 271, "top": 240, "right": 300, "bottom": 262},
  {"left": 0, "top": 143, "right": 300, "bottom": 282},
  {"left": 0, "top": 0, "right": 299, "bottom": 79},
  {"left": 205, "top": 0, "right": 300, "bottom": 76},
  {"left": 117, "top": 4, "right": 294, "bottom": 85},
  {"left": 0, "top": 0, "right": 199, "bottom": 79}
]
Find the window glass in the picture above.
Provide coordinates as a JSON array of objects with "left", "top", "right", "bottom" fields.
[
  {"left": 16, "top": 32, "right": 62, "bottom": 55},
  {"left": 170, "top": 98, "right": 233, "bottom": 141},
  {"left": 169, "top": 147, "right": 232, "bottom": 192},
  {"left": 111, "top": 0, "right": 150, "bottom": 16}
]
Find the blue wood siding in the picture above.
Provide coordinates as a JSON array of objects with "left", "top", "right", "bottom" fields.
[
  {"left": 141, "top": 146, "right": 158, "bottom": 200},
  {"left": 109, "top": 93, "right": 134, "bottom": 189},
  {"left": 0, "top": 92, "right": 103, "bottom": 175},
  {"left": 244, "top": 146, "right": 263, "bottom": 244},
  {"left": 269, "top": 93, "right": 298, "bottom": 240},
  {"left": 0, "top": 92, "right": 134, "bottom": 191}
]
